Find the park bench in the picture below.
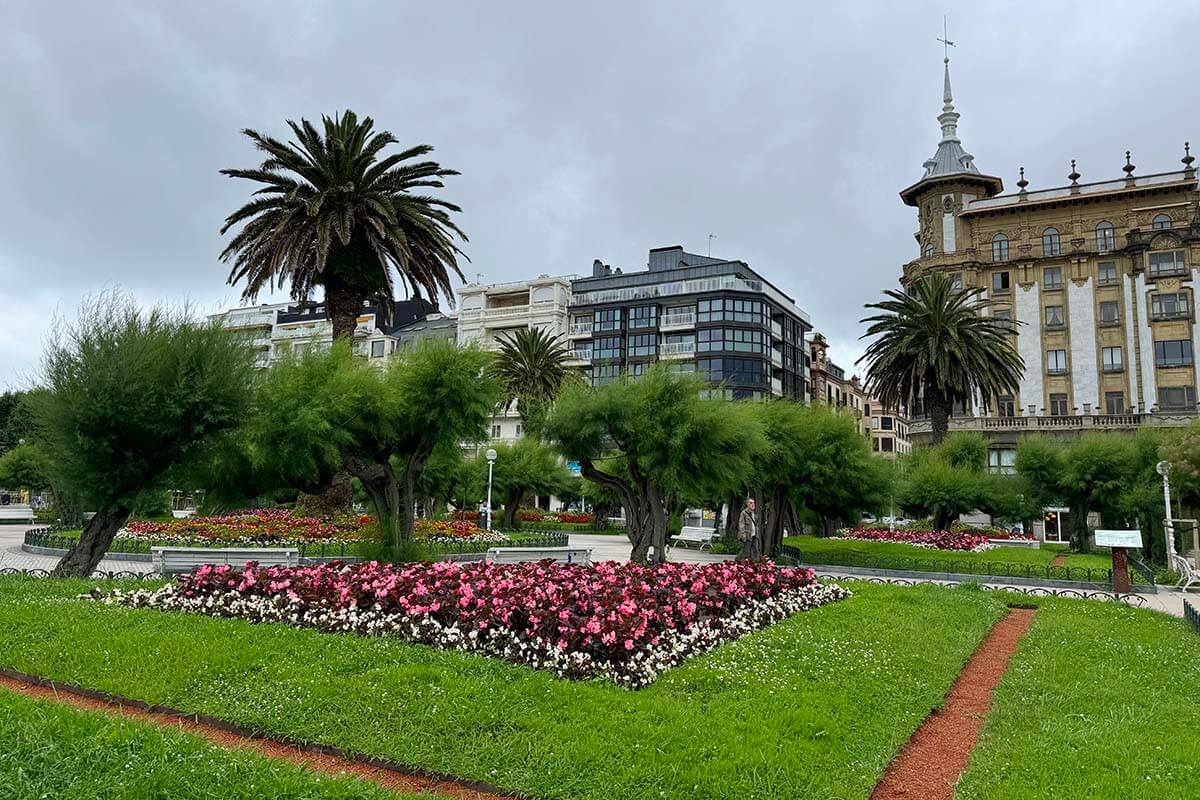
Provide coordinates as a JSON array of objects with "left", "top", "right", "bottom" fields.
[
  {"left": 1172, "top": 551, "right": 1200, "bottom": 592},
  {"left": 668, "top": 526, "right": 719, "bottom": 551},
  {"left": 484, "top": 547, "right": 592, "bottom": 566},
  {"left": 151, "top": 546, "right": 300, "bottom": 576},
  {"left": 0, "top": 505, "right": 35, "bottom": 524}
]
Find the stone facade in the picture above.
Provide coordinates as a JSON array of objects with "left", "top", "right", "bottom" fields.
[{"left": 807, "top": 334, "right": 910, "bottom": 457}]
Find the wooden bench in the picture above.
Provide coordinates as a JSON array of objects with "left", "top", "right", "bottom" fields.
[
  {"left": 484, "top": 547, "right": 592, "bottom": 566},
  {"left": 150, "top": 546, "right": 300, "bottom": 576},
  {"left": 669, "top": 526, "right": 719, "bottom": 551}
]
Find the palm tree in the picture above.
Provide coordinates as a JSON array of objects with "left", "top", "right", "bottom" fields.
[
  {"left": 489, "top": 327, "right": 575, "bottom": 437},
  {"left": 220, "top": 111, "right": 467, "bottom": 338},
  {"left": 859, "top": 272, "right": 1023, "bottom": 445}
]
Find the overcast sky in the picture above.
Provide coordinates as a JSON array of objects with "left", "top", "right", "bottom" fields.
[{"left": 2, "top": 1, "right": 1198, "bottom": 388}]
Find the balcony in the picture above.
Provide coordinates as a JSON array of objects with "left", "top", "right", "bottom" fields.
[
  {"left": 565, "top": 348, "right": 592, "bottom": 365},
  {"left": 568, "top": 322, "right": 593, "bottom": 338},
  {"left": 908, "top": 410, "right": 1199, "bottom": 441},
  {"left": 660, "top": 341, "right": 695, "bottom": 359},
  {"left": 771, "top": 377, "right": 783, "bottom": 396},
  {"left": 659, "top": 312, "right": 696, "bottom": 331},
  {"left": 771, "top": 320, "right": 782, "bottom": 340},
  {"left": 771, "top": 348, "right": 782, "bottom": 369}
]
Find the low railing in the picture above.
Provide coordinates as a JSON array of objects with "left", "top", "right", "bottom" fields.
[
  {"left": 1186, "top": 601, "right": 1200, "bottom": 635},
  {"left": 773, "top": 543, "right": 1150, "bottom": 586},
  {"left": 568, "top": 323, "right": 593, "bottom": 336},
  {"left": 909, "top": 411, "right": 1200, "bottom": 436},
  {"left": 660, "top": 341, "right": 695, "bottom": 357},
  {"left": 660, "top": 312, "right": 696, "bottom": 328}
]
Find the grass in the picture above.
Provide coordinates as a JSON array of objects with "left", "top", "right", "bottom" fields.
[
  {"left": 0, "top": 687, "right": 415, "bottom": 799},
  {"left": 957, "top": 595, "right": 1200, "bottom": 799},
  {"left": 783, "top": 534, "right": 1124, "bottom": 580},
  {"left": 0, "top": 576, "right": 1001, "bottom": 800}
]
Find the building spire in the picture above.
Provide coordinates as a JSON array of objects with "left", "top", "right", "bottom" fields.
[{"left": 936, "top": 18, "right": 959, "bottom": 145}]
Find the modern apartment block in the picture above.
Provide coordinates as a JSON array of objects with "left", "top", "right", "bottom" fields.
[
  {"left": 455, "top": 275, "right": 574, "bottom": 351},
  {"left": 566, "top": 245, "right": 812, "bottom": 400},
  {"left": 896, "top": 56, "right": 1200, "bottom": 458}
]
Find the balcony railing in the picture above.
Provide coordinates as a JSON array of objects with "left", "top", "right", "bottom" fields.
[
  {"left": 660, "top": 341, "right": 696, "bottom": 359},
  {"left": 659, "top": 312, "right": 696, "bottom": 329},
  {"left": 909, "top": 410, "right": 1199, "bottom": 437},
  {"left": 568, "top": 322, "right": 593, "bottom": 337},
  {"left": 566, "top": 348, "right": 592, "bottom": 363}
]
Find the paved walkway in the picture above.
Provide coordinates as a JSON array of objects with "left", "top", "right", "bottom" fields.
[
  {"left": 0, "top": 524, "right": 152, "bottom": 574},
  {"left": 567, "top": 533, "right": 733, "bottom": 564}
]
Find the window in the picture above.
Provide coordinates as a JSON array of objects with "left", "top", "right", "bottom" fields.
[
  {"left": 993, "top": 309, "right": 1014, "bottom": 334},
  {"left": 1044, "top": 305, "right": 1065, "bottom": 328},
  {"left": 997, "top": 395, "right": 1015, "bottom": 417},
  {"left": 872, "top": 438, "right": 880, "bottom": 452},
  {"left": 593, "top": 308, "right": 622, "bottom": 331},
  {"left": 1105, "top": 392, "right": 1125, "bottom": 415},
  {"left": 1096, "top": 221, "right": 1115, "bottom": 253},
  {"left": 697, "top": 298, "right": 764, "bottom": 324},
  {"left": 491, "top": 425, "right": 501, "bottom": 439},
  {"left": 1152, "top": 292, "right": 1190, "bottom": 320},
  {"left": 1102, "top": 346, "right": 1123, "bottom": 372},
  {"left": 864, "top": 403, "right": 872, "bottom": 417},
  {"left": 515, "top": 423, "right": 522, "bottom": 437},
  {"left": 923, "top": 243, "right": 934, "bottom": 257},
  {"left": 1046, "top": 349, "right": 1068, "bottom": 374},
  {"left": 628, "top": 305, "right": 657, "bottom": 330},
  {"left": 627, "top": 333, "right": 657, "bottom": 357},
  {"left": 1050, "top": 393, "right": 1070, "bottom": 416},
  {"left": 1042, "top": 227, "right": 1061, "bottom": 256},
  {"left": 988, "top": 448, "right": 1017, "bottom": 475},
  {"left": 1152, "top": 213, "right": 1173, "bottom": 230},
  {"left": 1043, "top": 266, "right": 1063, "bottom": 290},
  {"left": 992, "top": 233, "right": 1009, "bottom": 263},
  {"left": 881, "top": 417, "right": 894, "bottom": 430},
  {"left": 992, "top": 271, "right": 1010, "bottom": 294},
  {"left": 1148, "top": 250, "right": 1186, "bottom": 278},
  {"left": 1154, "top": 339, "right": 1193, "bottom": 368},
  {"left": 592, "top": 364, "right": 621, "bottom": 386},
  {"left": 697, "top": 358, "right": 768, "bottom": 387},
  {"left": 627, "top": 362, "right": 648, "bottom": 378},
  {"left": 949, "top": 272, "right": 963, "bottom": 290},
  {"left": 697, "top": 328, "right": 765, "bottom": 354},
  {"left": 370, "top": 340, "right": 385, "bottom": 358},
  {"left": 880, "top": 438, "right": 894, "bottom": 452},
  {"left": 1159, "top": 386, "right": 1196, "bottom": 411},
  {"left": 871, "top": 417, "right": 881, "bottom": 429},
  {"left": 593, "top": 335, "right": 623, "bottom": 360},
  {"left": 1099, "top": 301, "right": 1120, "bottom": 326},
  {"left": 1098, "top": 261, "right": 1118, "bottom": 286}
]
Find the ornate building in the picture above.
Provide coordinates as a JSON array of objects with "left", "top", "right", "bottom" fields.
[
  {"left": 808, "top": 333, "right": 910, "bottom": 457},
  {"left": 899, "top": 56, "right": 1200, "bottom": 460}
]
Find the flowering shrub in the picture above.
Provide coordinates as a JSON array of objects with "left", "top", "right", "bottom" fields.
[
  {"left": 413, "top": 519, "right": 509, "bottom": 545},
  {"left": 104, "top": 560, "right": 849, "bottom": 687},
  {"left": 118, "top": 509, "right": 370, "bottom": 546},
  {"left": 836, "top": 528, "right": 993, "bottom": 552}
]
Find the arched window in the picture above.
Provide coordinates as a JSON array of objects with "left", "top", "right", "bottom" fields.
[
  {"left": 1153, "top": 213, "right": 1172, "bottom": 230},
  {"left": 1096, "top": 221, "right": 1115, "bottom": 253},
  {"left": 1042, "top": 227, "right": 1061, "bottom": 257},
  {"left": 923, "top": 243, "right": 934, "bottom": 257},
  {"left": 992, "top": 233, "right": 1009, "bottom": 263}
]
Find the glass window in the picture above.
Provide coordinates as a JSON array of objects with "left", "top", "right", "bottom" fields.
[
  {"left": 1044, "top": 305, "right": 1065, "bottom": 327},
  {"left": 1049, "top": 393, "right": 1070, "bottom": 416},
  {"left": 1096, "top": 221, "right": 1116, "bottom": 253},
  {"left": 1152, "top": 213, "right": 1173, "bottom": 230},
  {"left": 1159, "top": 386, "right": 1196, "bottom": 411},
  {"left": 992, "top": 271, "right": 1010, "bottom": 294},
  {"left": 880, "top": 438, "right": 894, "bottom": 452},
  {"left": 1042, "top": 227, "right": 1061, "bottom": 256},
  {"left": 593, "top": 308, "right": 622, "bottom": 331},
  {"left": 593, "top": 335, "right": 623, "bottom": 360},
  {"left": 1102, "top": 346, "right": 1123, "bottom": 372},
  {"left": 592, "top": 364, "right": 621, "bottom": 386},
  {"left": 1043, "top": 266, "right": 1063, "bottom": 290},
  {"left": 992, "top": 233, "right": 1009, "bottom": 263},
  {"left": 988, "top": 448, "right": 1017, "bottom": 474},
  {"left": 1148, "top": 250, "right": 1186, "bottom": 277},
  {"left": 626, "top": 362, "right": 648, "bottom": 378},
  {"left": 992, "top": 309, "right": 1014, "bottom": 334},
  {"left": 370, "top": 340, "right": 385, "bottom": 358},
  {"left": 628, "top": 305, "right": 658, "bottom": 330},
  {"left": 949, "top": 272, "right": 963, "bottom": 290},
  {"left": 1154, "top": 339, "right": 1193, "bottom": 368},
  {"left": 697, "top": 328, "right": 765, "bottom": 354},
  {"left": 1097, "top": 261, "right": 1118, "bottom": 285},
  {"left": 1152, "top": 292, "right": 1190, "bottom": 320},
  {"left": 1099, "top": 301, "right": 1120, "bottom": 326},
  {"left": 491, "top": 425, "right": 501, "bottom": 438},
  {"left": 1046, "top": 349, "right": 1068, "bottom": 374},
  {"left": 627, "top": 333, "right": 657, "bottom": 357},
  {"left": 1105, "top": 392, "right": 1125, "bottom": 415},
  {"left": 923, "top": 243, "right": 934, "bottom": 256},
  {"left": 881, "top": 416, "right": 893, "bottom": 430},
  {"left": 997, "top": 395, "right": 1015, "bottom": 417}
]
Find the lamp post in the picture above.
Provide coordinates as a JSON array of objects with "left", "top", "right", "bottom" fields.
[
  {"left": 485, "top": 448, "right": 497, "bottom": 532},
  {"left": 1157, "top": 460, "right": 1177, "bottom": 559}
]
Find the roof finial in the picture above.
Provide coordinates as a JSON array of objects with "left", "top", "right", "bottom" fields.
[
  {"left": 1123, "top": 150, "right": 1136, "bottom": 177},
  {"left": 1183, "top": 142, "right": 1194, "bottom": 169},
  {"left": 1068, "top": 160, "right": 1080, "bottom": 185},
  {"left": 1017, "top": 166, "right": 1028, "bottom": 193}
]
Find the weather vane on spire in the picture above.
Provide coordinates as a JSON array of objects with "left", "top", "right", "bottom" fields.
[{"left": 937, "top": 16, "right": 955, "bottom": 62}]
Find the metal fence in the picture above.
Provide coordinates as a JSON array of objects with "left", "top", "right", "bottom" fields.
[
  {"left": 1186, "top": 601, "right": 1200, "bottom": 634},
  {"left": 808, "top": 572, "right": 1148, "bottom": 607},
  {"left": 774, "top": 543, "right": 1154, "bottom": 587}
]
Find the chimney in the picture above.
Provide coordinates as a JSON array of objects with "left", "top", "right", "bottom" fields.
[{"left": 592, "top": 259, "right": 606, "bottom": 278}]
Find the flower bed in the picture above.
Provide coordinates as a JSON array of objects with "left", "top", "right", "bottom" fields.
[
  {"left": 450, "top": 510, "right": 595, "bottom": 525},
  {"left": 412, "top": 519, "right": 509, "bottom": 545},
  {"left": 836, "top": 528, "right": 993, "bottom": 552},
  {"left": 117, "top": 509, "right": 370, "bottom": 547},
  {"left": 103, "top": 560, "right": 848, "bottom": 688}
]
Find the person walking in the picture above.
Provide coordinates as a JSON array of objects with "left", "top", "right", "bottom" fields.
[{"left": 737, "top": 498, "right": 760, "bottom": 561}]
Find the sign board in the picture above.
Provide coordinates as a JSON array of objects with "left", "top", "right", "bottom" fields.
[
  {"left": 1095, "top": 529, "right": 1143, "bottom": 549},
  {"left": 566, "top": 461, "right": 581, "bottom": 477}
]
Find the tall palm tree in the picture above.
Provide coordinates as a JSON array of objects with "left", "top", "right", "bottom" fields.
[
  {"left": 489, "top": 327, "right": 575, "bottom": 437},
  {"left": 858, "top": 272, "right": 1023, "bottom": 445},
  {"left": 220, "top": 111, "right": 467, "bottom": 338}
]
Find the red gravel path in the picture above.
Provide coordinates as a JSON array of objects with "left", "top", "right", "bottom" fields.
[
  {"left": 869, "top": 608, "right": 1036, "bottom": 800},
  {"left": 1050, "top": 554, "right": 1069, "bottom": 567},
  {"left": 0, "top": 670, "right": 521, "bottom": 800}
]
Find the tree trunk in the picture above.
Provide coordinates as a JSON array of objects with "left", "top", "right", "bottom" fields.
[
  {"left": 784, "top": 500, "right": 803, "bottom": 538},
  {"left": 298, "top": 472, "right": 352, "bottom": 516},
  {"left": 925, "top": 385, "right": 951, "bottom": 446},
  {"left": 323, "top": 277, "right": 367, "bottom": 341},
  {"left": 343, "top": 454, "right": 400, "bottom": 553},
  {"left": 933, "top": 506, "right": 954, "bottom": 532},
  {"left": 645, "top": 482, "right": 670, "bottom": 564},
  {"left": 51, "top": 506, "right": 131, "bottom": 577},
  {"left": 762, "top": 485, "right": 789, "bottom": 557},
  {"left": 503, "top": 489, "right": 526, "bottom": 530},
  {"left": 400, "top": 449, "right": 432, "bottom": 544},
  {"left": 724, "top": 493, "right": 743, "bottom": 543},
  {"left": 1069, "top": 501, "right": 1091, "bottom": 553},
  {"left": 818, "top": 515, "right": 837, "bottom": 537}
]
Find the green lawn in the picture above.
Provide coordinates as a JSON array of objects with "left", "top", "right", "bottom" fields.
[
  {"left": 0, "top": 576, "right": 1001, "bottom": 800},
  {"left": 0, "top": 688, "right": 413, "bottom": 799},
  {"left": 783, "top": 534, "right": 1122, "bottom": 581},
  {"left": 957, "top": 595, "right": 1200, "bottom": 799}
]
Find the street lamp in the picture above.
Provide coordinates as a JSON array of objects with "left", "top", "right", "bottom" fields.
[
  {"left": 1157, "top": 460, "right": 1177, "bottom": 558},
  {"left": 485, "top": 448, "right": 497, "bottom": 532}
]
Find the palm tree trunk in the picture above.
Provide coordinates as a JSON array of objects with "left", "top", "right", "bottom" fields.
[
  {"left": 926, "top": 385, "right": 951, "bottom": 445},
  {"left": 324, "top": 279, "right": 365, "bottom": 340}
]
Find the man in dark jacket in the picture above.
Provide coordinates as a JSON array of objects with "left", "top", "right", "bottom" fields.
[{"left": 736, "top": 498, "right": 759, "bottom": 560}]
